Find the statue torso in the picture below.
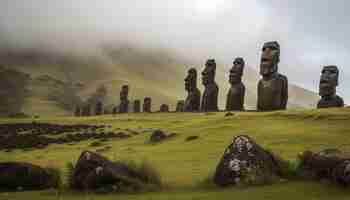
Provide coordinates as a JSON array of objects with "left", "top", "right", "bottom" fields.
[
  {"left": 202, "top": 83, "right": 219, "bottom": 112},
  {"left": 258, "top": 74, "right": 288, "bottom": 111},
  {"left": 317, "top": 95, "right": 344, "bottom": 108},
  {"left": 184, "top": 88, "right": 201, "bottom": 112},
  {"left": 226, "top": 83, "right": 245, "bottom": 111}
]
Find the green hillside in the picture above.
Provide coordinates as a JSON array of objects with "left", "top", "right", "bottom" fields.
[{"left": 1, "top": 108, "right": 350, "bottom": 199}]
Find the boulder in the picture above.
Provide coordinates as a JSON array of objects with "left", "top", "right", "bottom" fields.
[
  {"left": 214, "top": 135, "right": 283, "bottom": 187},
  {"left": 297, "top": 149, "right": 350, "bottom": 186},
  {"left": 0, "top": 162, "right": 55, "bottom": 190},
  {"left": 71, "top": 151, "right": 146, "bottom": 191}
]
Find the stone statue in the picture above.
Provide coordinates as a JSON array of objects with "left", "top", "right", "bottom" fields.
[
  {"left": 184, "top": 68, "right": 201, "bottom": 112},
  {"left": 226, "top": 58, "right": 245, "bottom": 111},
  {"left": 143, "top": 97, "right": 152, "bottom": 113},
  {"left": 74, "top": 106, "right": 81, "bottom": 117},
  {"left": 201, "top": 59, "right": 219, "bottom": 112},
  {"left": 82, "top": 103, "right": 91, "bottom": 116},
  {"left": 133, "top": 100, "right": 141, "bottom": 113},
  {"left": 95, "top": 101, "right": 103, "bottom": 115},
  {"left": 176, "top": 100, "right": 185, "bottom": 112},
  {"left": 160, "top": 104, "right": 169, "bottom": 112},
  {"left": 317, "top": 65, "right": 344, "bottom": 108},
  {"left": 112, "top": 107, "right": 118, "bottom": 115},
  {"left": 119, "top": 85, "right": 129, "bottom": 113},
  {"left": 257, "top": 41, "right": 288, "bottom": 111}
]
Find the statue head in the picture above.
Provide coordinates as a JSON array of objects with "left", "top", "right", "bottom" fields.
[
  {"left": 319, "top": 65, "right": 339, "bottom": 97},
  {"left": 143, "top": 97, "right": 152, "bottom": 112},
  {"left": 202, "top": 59, "right": 216, "bottom": 86},
  {"left": 120, "top": 85, "right": 129, "bottom": 101},
  {"left": 260, "top": 41, "right": 280, "bottom": 78},
  {"left": 185, "top": 68, "right": 197, "bottom": 92},
  {"left": 229, "top": 57, "right": 245, "bottom": 84}
]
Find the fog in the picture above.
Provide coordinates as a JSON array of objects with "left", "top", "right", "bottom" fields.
[{"left": 1, "top": 0, "right": 349, "bottom": 102}]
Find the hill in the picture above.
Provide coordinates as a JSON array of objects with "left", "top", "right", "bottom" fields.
[
  {"left": 0, "top": 47, "right": 319, "bottom": 116},
  {"left": 1, "top": 108, "right": 350, "bottom": 199}
]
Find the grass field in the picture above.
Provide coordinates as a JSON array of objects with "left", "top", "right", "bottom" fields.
[{"left": 1, "top": 108, "right": 350, "bottom": 199}]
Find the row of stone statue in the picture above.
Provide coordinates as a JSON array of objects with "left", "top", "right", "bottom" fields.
[
  {"left": 183, "top": 41, "right": 344, "bottom": 112},
  {"left": 74, "top": 84, "right": 172, "bottom": 116},
  {"left": 74, "top": 41, "right": 344, "bottom": 116}
]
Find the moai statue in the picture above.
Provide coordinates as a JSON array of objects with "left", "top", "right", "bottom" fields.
[
  {"left": 257, "top": 41, "right": 288, "bottom": 111},
  {"left": 201, "top": 59, "right": 219, "bottom": 112},
  {"left": 317, "top": 65, "right": 344, "bottom": 108},
  {"left": 143, "top": 97, "right": 152, "bottom": 113},
  {"left": 95, "top": 101, "right": 103, "bottom": 115},
  {"left": 176, "top": 100, "right": 185, "bottom": 112},
  {"left": 82, "top": 103, "right": 91, "bottom": 116},
  {"left": 184, "top": 68, "right": 201, "bottom": 112},
  {"left": 160, "top": 104, "right": 169, "bottom": 112},
  {"left": 134, "top": 100, "right": 141, "bottom": 113},
  {"left": 226, "top": 58, "right": 246, "bottom": 111},
  {"left": 74, "top": 106, "right": 81, "bottom": 117},
  {"left": 119, "top": 85, "right": 129, "bottom": 113},
  {"left": 112, "top": 106, "right": 118, "bottom": 115}
]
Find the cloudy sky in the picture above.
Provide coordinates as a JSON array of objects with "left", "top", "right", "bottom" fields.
[{"left": 1, "top": 0, "right": 349, "bottom": 102}]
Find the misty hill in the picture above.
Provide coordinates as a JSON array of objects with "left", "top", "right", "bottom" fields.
[{"left": 0, "top": 47, "right": 319, "bottom": 116}]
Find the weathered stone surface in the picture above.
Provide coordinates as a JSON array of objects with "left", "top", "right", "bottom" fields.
[
  {"left": 297, "top": 150, "right": 350, "bottom": 186},
  {"left": 0, "top": 162, "right": 55, "bottom": 190},
  {"left": 201, "top": 59, "right": 219, "bottom": 112},
  {"left": 317, "top": 66, "right": 344, "bottom": 109},
  {"left": 119, "top": 85, "right": 129, "bottom": 113},
  {"left": 257, "top": 41, "right": 288, "bottom": 111},
  {"left": 133, "top": 100, "right": 141, "bottom": 113},
  {"left": 332, "top": 160, "right": 350, "bottom": 186},
  {"left": 143, "top": 97, "right": 152, "bottom": 113},
  {"left": 226, "top": 58, "right": 245, "bottom": 111},
  {"left": 159, "top": 104, "right": 169, "bottom": 112},
  {"left": 71, "top": 151, "right": 146, "bottom": 191},
  {"left": 214, "top": 135, "right": 283, "bottom": 187},
  {"left": 184, "top": 68, "right": 201, "bottom": 112},
  {"left": 176, "top": 100, "right": 185, "bottom": 112}
]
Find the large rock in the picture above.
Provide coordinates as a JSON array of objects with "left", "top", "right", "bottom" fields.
[
  {"left": 297, "top": 150, "right": 350, "bottom": 186},
  {"left": 71, "top": 151, "right": 146, "bottom": 191},
  {"left": 214, "top": 135, "right": 283, "bottom": 187},
  {"left": 0, "top": 162, "right": 55, "bottom": 190}
]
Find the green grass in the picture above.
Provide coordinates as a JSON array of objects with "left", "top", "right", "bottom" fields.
[{"left": 1, "top": 108, "right": 350, "bottom": 199}]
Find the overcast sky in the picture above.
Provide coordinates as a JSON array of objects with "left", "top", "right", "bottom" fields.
[{"left": 1, "top": 0, "right": 349, "bottom": 102}]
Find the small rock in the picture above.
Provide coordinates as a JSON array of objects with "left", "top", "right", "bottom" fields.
[
  {"left": 225, "top": 112, "right": 234, "bottom": 117},
  {"left": 150, "top": 130, "right": 167, "bottom": 143},
  {"left": 185, "top": 136, "right": 199, "bottom": 142}
]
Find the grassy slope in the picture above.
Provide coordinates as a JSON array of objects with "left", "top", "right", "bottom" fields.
[{"left": 1, "top": 108, "right": 350, "bottom": 199}]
